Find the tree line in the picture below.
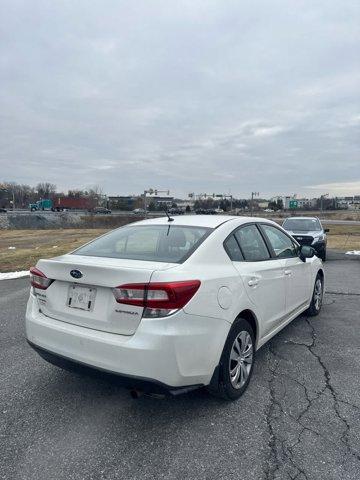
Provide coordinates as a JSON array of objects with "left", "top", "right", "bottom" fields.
[{"left": 0, "top": 182, "right": 104, "bottom": 208}]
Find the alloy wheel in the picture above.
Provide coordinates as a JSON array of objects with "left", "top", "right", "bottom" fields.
[
  {"left": 229, "top": 331, "right": 253, "bottom": 389},
  {"left": 314, "top": 278, "right": 323, "bottom": 311}
]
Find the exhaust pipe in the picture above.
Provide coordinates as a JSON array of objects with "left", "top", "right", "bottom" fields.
[
  {"left": 130, "top": 389, "right": 143, "bottom": 399},
  {"left": 129, "top": 389, "right": 165, "bottom": 400}
]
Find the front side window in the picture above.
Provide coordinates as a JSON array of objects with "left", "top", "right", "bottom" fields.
[
  {"left": 234, "top": 225, "right": 270, "bottom": 261},
  {"left": 261, "top": 224, "right": 299, "bottom": 258},
  {"left": 73, "top": 225, "right": 212, "bottom": 263}
]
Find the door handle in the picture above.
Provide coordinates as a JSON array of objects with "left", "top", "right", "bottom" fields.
[
  {"left": 248, "top": 279, "right": 259, "bottom": 287},
  {"left": 284, "top": 270, "right": 292, "bottom": 276}
]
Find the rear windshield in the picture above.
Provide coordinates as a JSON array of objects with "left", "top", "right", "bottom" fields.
[
  {"left": 283, "top": 218, "right": 321, "bottom": 232},
  {"left": 72, "top": 225, "right": 213, "bottom": 263}
]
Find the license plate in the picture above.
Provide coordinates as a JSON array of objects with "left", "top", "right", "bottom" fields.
[{"left": 67, "top": 285, "right": 96, "bottom": 311}]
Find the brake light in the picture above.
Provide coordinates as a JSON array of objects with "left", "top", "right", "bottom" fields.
[
  {"left": 30, "top": 267, "right": 53, "bottom": 290},
  {"left": 113, "top": 280, "right": 201, "bottom": 317}
]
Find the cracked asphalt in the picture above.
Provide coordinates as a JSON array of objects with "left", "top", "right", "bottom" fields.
[{"left": 1, "top": 251, "right": 359, "bottom": 480}]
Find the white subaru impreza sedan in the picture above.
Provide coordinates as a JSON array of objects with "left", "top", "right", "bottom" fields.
[{"left": 26, "top": 215, "right": 324, "bottom": 400}]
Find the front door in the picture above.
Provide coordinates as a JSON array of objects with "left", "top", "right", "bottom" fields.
[
  {"left": 259, "top": 223, "right": 310, "bottom": 316},
  {"left": 283, "top": 257, "right": 312, "bottom": 313}
]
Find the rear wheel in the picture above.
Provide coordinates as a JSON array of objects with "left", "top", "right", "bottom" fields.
[
  {"left": 207, "top": 318, "right": 255, "bottom": 400},
  {"left": 307, "top": 274, "right": 324, "bottom": 316}
]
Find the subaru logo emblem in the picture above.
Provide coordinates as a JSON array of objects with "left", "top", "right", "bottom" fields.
[{"left": 70, "top": 269, "right": 83, "bottom": 279}]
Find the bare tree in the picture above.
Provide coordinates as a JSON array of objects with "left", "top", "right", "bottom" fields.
[
  {"left": 0, "top": 181, "right": 38, "bottom": 208},
  {"left": 87, "top": 184, "right": 104, "bottom": 206},
  {"left": 36, "top": 182, "right": 56, "bottom": 198}
]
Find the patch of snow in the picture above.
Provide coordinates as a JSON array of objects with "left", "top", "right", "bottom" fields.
[
  {"left": 0, "top": 270, "right": 29, "bottom": 280},
  {"left": 346, "top": 250, "right": 360, "bottom": 256}
]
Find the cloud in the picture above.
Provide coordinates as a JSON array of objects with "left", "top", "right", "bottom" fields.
[
  {"left": 0, "top": 0, "right": 359, "bottom": 198},
  {"left": 91, "top": 165, "right": 114, "bottom": 170},
  {"left": 304, "top": 181, "right": 360, "bottom": 195},
  {"left": 251, "top": 125, "right": 288, "bottom": 137}
]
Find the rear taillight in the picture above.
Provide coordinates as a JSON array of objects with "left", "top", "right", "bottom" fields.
[
  {"left": 30, "top": 267, "right": 53, "bottom": 290},
  {"left": 113, "top": 280, "right": 201, "bottom": 318},
  {"left": 113, "top": 284, "right": 146, "bottom": 307}
]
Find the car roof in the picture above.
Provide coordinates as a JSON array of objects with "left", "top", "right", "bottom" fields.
[{"left": 132, "top": 215, "right": 275, "bottom": 229}]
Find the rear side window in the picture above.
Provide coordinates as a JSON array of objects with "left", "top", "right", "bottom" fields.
[
  {"left": 224, "top": 235, "right": 244, "bottom": 261},
  {"left": 235, "top": 225, "right": 270, "bottom": 261},
  {"left": 73, "top": 225, "right": 212, "bottom": 263},
  {"left": 261, "top": 224, "right": 299, "bottom": 258}
]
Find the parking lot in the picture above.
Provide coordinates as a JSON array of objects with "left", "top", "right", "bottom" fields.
[{"left": 1, "top": 251, "right": 359, "bottom": 480}]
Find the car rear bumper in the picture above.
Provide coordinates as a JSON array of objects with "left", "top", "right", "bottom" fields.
[
  {"left": 26, "top": 292, "right": 230, "bottom": 389},
  {"left": 27, "top": 340, "right": 201, "bottom": 395}
]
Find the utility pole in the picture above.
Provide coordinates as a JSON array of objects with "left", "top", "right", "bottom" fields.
[
  {"left": 143, "top": 190, "right": 148, "bottom": 218},
  {"left": 320, "top": 193, "right": 329, "bottom": 212},
  {"left": 250, "top": 192, "right": 259, "bottom": 217}
]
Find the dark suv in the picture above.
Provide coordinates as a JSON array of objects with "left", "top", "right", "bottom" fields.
[{"left": 282, "top": 217, "right": 329, "bottom": 261}]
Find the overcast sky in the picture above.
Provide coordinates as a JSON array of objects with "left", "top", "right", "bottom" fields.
[{"left": 1, "top": 0, "right": 359, "bottom": 198}]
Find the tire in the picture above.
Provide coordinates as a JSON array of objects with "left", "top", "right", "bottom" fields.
[
  {"left": 207, "top": 318, "right": 255, "bottom": 400},
  {"left": 307, "top": 273, "right": 324, "bottom": 316}
]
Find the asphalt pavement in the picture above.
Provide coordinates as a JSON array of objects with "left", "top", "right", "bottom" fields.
[{"left": 0, "top": 251, "right": 359, "bottom": 480}]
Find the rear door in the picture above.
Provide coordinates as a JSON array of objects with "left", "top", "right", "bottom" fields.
[
  {"left": 259, "top": 224, "right": 311, "bottom": 314},
  {"left": 227, "top": 224, "right": 286, "bottom": 337},
  {"left": 35, "top": 255, "right": 175, "bottom": 335}
]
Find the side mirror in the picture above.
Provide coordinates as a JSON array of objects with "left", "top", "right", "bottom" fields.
[
  {"left": 299, "top": 245, "right": 316, "bottom": 262},
  {"left": 324, "top": 228, "right": 329, "bottom": 233}
]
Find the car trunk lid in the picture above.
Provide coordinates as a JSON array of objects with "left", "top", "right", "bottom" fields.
[{"left": 34, "top": 254, "right": 176, "bottom": 335}]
